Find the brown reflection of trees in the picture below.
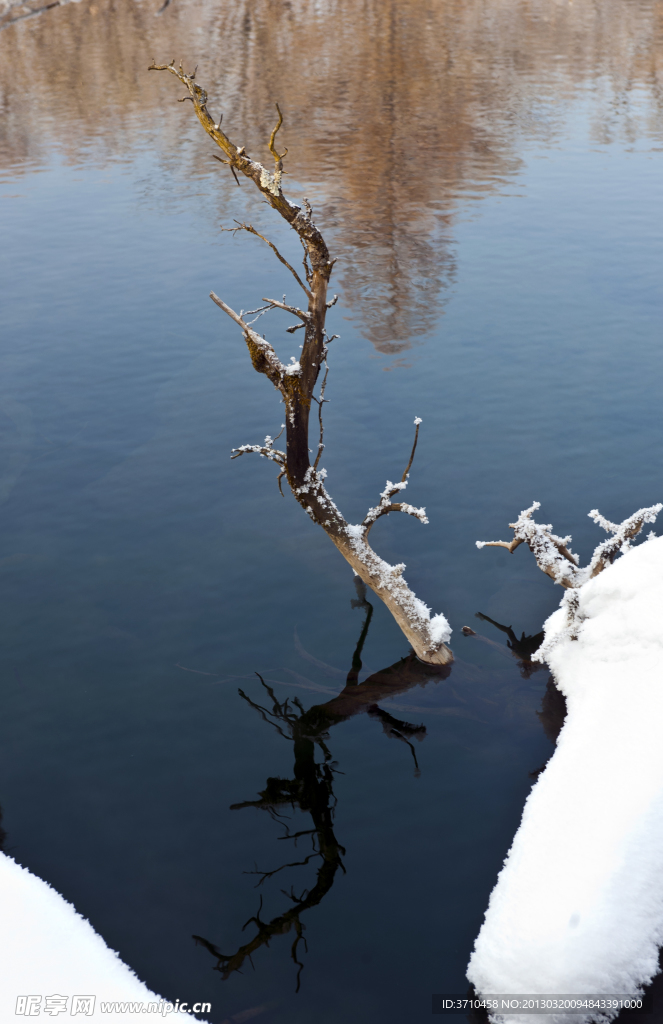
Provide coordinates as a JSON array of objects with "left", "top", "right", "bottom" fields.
[
  {"left": 192, "top": 582, "right": 449, "bottom": 989},
  {"left": 2, "top": 0, "right": 662, "bottom": 352}
]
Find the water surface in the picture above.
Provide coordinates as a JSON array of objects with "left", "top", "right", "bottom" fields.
[{"left": 1, "top": 1, "right": 662, "bottom": 1020}]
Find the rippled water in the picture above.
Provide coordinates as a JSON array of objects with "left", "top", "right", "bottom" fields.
[{"left": 1, "top": 1, "right": 662, "bottom": 1020}]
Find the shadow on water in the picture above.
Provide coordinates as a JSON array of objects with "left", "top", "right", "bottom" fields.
[
  {"left": 468, "top": 613, "right": 567, "bottom": 778},
  {"left": 474, "top": 614, "right": 545, "bottom": 680},
  {"left": 191, "top": 591, "right": 568, "bottom": 996},
  {"left": 192, "top": 580, "right": 450, "bottom": 990}
]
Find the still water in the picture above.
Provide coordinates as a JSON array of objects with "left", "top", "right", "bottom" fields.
[{"left": 1, "top": 0, "right": 662, "bottom": 1020}]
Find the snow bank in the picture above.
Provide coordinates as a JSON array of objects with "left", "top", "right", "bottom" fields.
[
  {"left": 467, "top": 534, "right": 663, "bottom": 1023},
  {"left": 0, "top": 852, "right": 207, "bottom": 1021}
]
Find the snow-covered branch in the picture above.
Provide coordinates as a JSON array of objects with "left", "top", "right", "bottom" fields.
[
  {"left": 477, "top": 501, "right": 580, "bottom": 588},
  {"left": 361, "top": 419, "right": 428, "bottom": 533},
  {"left": 230, "top": 427, "right": 286, "bottom": 466},
  {"left": 477, "top": 500, "right": 662, "bottom": 659}
]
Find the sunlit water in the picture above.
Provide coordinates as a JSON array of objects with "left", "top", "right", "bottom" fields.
[{"left": 1, "top": 1, "right": 662, "bottom": 1021}]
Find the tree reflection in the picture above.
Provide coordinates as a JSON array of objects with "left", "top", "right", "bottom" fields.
[
  {"left": 2, "top": 0, "right": 662, "bottom": 355},
  {"left": 192, "top": 581, "right": 450, "bottom": 989},
  {"left": 465, "top": 611, "right": 567, "bottom": 765},
  {"left": 474, "top": 612, "right": 545, "bottom": 679}
]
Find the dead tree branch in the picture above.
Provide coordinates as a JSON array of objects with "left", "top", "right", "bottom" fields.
[
  {"left": 151, "top": 63, "right": 452, "bottom": 666},
  {"left": 361, "top": 418, "right": 428, "bottom": 534},
  {"left": 477, "top": 501, "right": 662, "bottom": 658},
  {"left": 229, "top": 222, "right": 311, "bottom": 298}
]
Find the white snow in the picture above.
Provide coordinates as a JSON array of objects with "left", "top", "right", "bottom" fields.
[
  {"left": 0, "top": 853, "right": 207, "bottom": 1021},
  {"left": 429, "top": 611, "right": 452, "bottom": 646},
  {"left": 467, "top": 535, "right": 663, "bottom": 1023}
]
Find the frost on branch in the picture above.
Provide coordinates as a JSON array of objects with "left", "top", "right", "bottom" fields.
[
  {"left": 150, "top": 61, "right": 452, "bottom": 664},
  {"left": 477, "top": 501, "right": 662, "bottom": 660},
  {"left": 361, "top": 419, "right": 429, "bottom": 532}
]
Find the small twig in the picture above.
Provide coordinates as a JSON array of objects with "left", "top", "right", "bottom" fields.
[
  {"left": 231, "top": 223, "right": 311, "bottom": 298},
  {"left": 211, "top": 153, "right": 240, "bottom": 187},
  {"left": 401, "top": 417, "right": 421, "bottom": 483},
  {"left": 361, "top": 419, "right": 428, "bottom": 533},
  {"left": 261, "top": 296, "right": 310, "bottom": 322},
  {"left": 313, "top": 361, "right": 330, "bottom": 471},
  {"left": 478, "top": 537, "right": 524, "bottom": 554},
  {"left": 268, "top": 103, "right": 288, "bottom": 162}
]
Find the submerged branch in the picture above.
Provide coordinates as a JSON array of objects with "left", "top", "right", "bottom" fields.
[{"left": 154, "top": 64, "right": 452, "bottom": 666}]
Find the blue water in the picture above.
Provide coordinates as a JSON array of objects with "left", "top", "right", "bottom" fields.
[{"left": 1, "top": 3, "right": 662, "bottom": 1020}]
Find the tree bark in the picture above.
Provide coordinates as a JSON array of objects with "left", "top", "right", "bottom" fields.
[{"left": 150, "top": 61, "right": 453, "bottom": 666}]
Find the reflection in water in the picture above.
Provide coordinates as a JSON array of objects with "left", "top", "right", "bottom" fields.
[
  {"left": 1, "top": 0, "right": 661, "bottom": 353},
  {"left": 536, "top": 676, "right": 567, "bottom": 749},
  {"left": 463, "top": 613, "right": 567, "bottom": 768},
  {"left": 474, "top": 612, "right": 545, "bottom": 680},
  {"left": 192, "top": 582, "right": 450, "bottom": 989}
]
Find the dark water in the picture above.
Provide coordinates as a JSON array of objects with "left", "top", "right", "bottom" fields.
[{"left": 1, "top": 1, "right": 662, "bottom": 1020}]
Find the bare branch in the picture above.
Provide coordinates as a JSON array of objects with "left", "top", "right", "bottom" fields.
[
  {"left": 148, "top": 62, "right": 333, "bottom": 274},
  {"left": 212, "top": 153, "right": 241, "bottom": 186},
  {"left": 231, "top": 222, "right": 311, "bottom": 298},
  {"left": 478, "top": 537, "right": 524, "bottom": 554},
  {"left": 269, "top": 103, "right": 288, "bottom": 161},
  {"left": 261, "top": 296, "right": 310, "bottom": 322},
  {"left": 209, "top": 292, "right": 285, "bottom": 391},
  {"left": 401, "top": 417, "right": 421, "bottom": 483}
]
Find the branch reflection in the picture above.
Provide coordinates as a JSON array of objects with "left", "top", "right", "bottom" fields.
[
  {"left": 192, "top": 581, "right": 450, "bottom": 989},
  {"left": 474, "top": 612, "right": 545, "bottom": 679}
]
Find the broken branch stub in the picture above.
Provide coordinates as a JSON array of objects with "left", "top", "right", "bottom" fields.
[{"left": 151, "top": 62, "right": 452, "bottom": 666}]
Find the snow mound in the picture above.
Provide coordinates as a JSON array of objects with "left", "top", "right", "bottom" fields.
[
  {"left": 467, "top": 534, "right": 663, "bottom": 1023},
  {"left": 0, "top": 853, "right": 207, "bottom": 1021}
]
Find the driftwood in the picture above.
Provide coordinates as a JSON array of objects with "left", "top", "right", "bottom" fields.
[{"left": 149, "top": 61, "right": 452, "bottom": 665}]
